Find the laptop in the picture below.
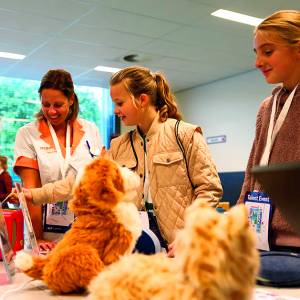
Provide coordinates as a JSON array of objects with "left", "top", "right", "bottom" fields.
[{"left": 252, "top": 161, "right": 300, "bottom": 236}]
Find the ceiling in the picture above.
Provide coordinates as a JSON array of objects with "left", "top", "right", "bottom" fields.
[{"left": 0, "top": 0, "right": 299, "bottom": 92}]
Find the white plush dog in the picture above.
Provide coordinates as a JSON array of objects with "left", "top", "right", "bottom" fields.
[{"left": 88, "top": 201, "right": 259, "bottom": 300}]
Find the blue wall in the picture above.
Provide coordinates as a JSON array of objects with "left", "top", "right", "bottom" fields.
[{"left": 219, "top": 171, "right": 245, "bottom": 207}]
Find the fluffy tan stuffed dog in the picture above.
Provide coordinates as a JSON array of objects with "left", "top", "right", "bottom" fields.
[
  {"left": 88, "top": 202, "right": 259, "bottom": 300},
  {"left": 15, "top": 157, "right": 142, "bottom": 294}
]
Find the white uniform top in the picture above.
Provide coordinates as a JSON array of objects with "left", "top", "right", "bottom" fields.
[
  {"left": 14, "top": 118, "right": 102, "bottom": 184},
  {"left": 14, "top": 118, "right": 102, "bottom": 240}
]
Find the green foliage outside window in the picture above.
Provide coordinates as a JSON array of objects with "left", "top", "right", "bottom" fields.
[{"left": 0, "top": 76, "right": 115, "bottom": 181}]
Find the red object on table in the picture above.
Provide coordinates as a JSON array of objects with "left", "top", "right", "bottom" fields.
[{"left": 0, "top": 209, "right": 24, "bottom": 258}]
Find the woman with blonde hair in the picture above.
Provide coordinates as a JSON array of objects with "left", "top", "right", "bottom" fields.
[{"left": 238, "top": 10, "right": 300, "bottom": 250}]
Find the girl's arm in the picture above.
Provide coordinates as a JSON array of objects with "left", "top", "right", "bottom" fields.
[
  {"left": 30, "top": 172, "right": 76, "bottom": 205},
  {"left": 188, "top": 130, "right": 223, "bottom": 207}
]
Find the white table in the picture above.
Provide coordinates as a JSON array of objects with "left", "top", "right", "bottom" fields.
[
  {"left": 0, "top": 273, "right": 84, "bottom": 300},
  {"left": 0, "top": 272, "right": 300, "bottom": 300}
]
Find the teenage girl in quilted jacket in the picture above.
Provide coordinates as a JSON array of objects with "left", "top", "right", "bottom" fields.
[{"left": 108, "top": 66, "right": 223, "bottom": 256}]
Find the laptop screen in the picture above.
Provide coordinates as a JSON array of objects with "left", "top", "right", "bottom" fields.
[{"left": 252, "top": 161, "right": 300, "bottom": 236}]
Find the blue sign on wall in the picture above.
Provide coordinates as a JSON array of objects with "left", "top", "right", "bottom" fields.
[{"left": 206, "top": 135, "right": 226, "bottom": 144}]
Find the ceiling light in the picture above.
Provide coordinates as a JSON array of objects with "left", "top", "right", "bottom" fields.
[
  {"left": 211, "top": 9, "right": 263, "bottom": 26},
  {"left": 0, "top": 51, "right": 26, "bottom": 60},
  {"left": 94, "top": 66, "right": 121, "bottom": 73}
]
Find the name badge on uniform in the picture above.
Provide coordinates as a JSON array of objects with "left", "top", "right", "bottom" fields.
[
  {"left": 39, "top": 146, "right": 56, "bottom": 153},
  {"left": 244, "top": 191, "right": 272, "bottom": 251}
]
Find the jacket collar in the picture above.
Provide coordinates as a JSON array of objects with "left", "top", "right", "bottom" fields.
[
  {"left": 38, "top": 118, "right": 84, "bottom": 155},
  {"left": 71, "top": 119, "right": 85, "bottom": 154},
  {"left": 137, "top": 112, "right": 163, "bottom": 139}
]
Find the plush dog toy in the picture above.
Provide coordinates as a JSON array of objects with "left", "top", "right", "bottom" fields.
[
  {"left": 15, "top": 157, "right": 142, "bottom": 294},
  {"left": 88, "top": 202, "right": 259, "bottom": 300}
]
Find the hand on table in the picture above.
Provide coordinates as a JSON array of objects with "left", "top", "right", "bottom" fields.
[{"left": 38, "top": 239, "right": 56, "bottom": 253}]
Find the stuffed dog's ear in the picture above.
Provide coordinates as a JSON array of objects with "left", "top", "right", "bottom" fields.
[
  {"left": 118, "top": 167, "right": 140, "bottom": 202},
  {"left": 226, "top": 204, "right": 249, "bottom": 234},
  {"left": 178, "top": 203, "right": 258, "bottom": 295},
  {"left": 69, "top": 180, "right": 89, "bottom": 213}
]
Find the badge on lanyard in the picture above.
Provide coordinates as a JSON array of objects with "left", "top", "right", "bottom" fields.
[
  {"left": 43, "top": 122, "right": 74, "bottom": 233},
  {"left": 244, "top": 191, "right": 272, "bottom": 251}
]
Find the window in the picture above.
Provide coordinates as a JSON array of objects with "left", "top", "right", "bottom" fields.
[{"left": 0, "top": 76, "right": 116, "bottom": 182}]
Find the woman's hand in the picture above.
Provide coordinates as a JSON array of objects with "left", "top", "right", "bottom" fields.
[
  {"left": 7, "top": 188, "right": 33, "bottom": 204},
  {"left": 38, "top": 239, "right": 56, "bottom": 253},
  {"left": 2, "top": 191, "right": 19, "bottom": 205}
]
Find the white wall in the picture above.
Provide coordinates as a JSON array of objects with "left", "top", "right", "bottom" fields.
[{"left": 176, "top": 69, "right": 273, "bottom": 172}]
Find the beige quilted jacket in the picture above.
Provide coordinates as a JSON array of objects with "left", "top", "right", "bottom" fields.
[{"left": 109, "top": 115, "right": 223, "bottom": 243}]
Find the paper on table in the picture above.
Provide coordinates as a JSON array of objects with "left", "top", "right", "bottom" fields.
[{"left": 254, "top": 288, "right": 300, "bottom": 300}]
